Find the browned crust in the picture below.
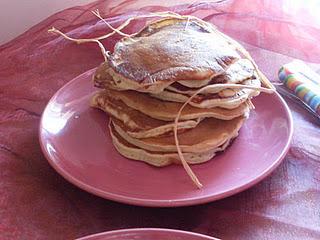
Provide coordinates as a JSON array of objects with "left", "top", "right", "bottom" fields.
[{"left": 107, "top": 17, "right": 240, "bottom": 85}]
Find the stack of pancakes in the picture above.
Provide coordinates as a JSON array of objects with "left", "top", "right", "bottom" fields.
[{"left": 90, "top": 16, "right": 272, "bottom": 175}]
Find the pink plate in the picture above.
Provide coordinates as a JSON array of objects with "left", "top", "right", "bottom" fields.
[
  {"left": 77, "top": 228, "right": 218, "bottom": 240},
  {"left": 39, "top": 68, "right": 293, "bottom": 207}
]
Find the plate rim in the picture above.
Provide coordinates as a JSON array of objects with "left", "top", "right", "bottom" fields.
[
  {"left": 76, "top": 228, "right": 218, "bottom": 240},
  {"left": 39, "top": 69, "right": 294, "bottom": 207}
]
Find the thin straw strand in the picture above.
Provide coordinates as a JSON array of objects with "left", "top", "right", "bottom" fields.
[
  {"left": 92, "top": 9, "right": 131, "bottom": 37},
  {"left": 48, "top": 27, "right": 107, "bottom": 61}
]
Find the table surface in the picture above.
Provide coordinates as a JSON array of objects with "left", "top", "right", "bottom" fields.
[{"left": 0, "top": 0, "right": 319, "bottom": 239}]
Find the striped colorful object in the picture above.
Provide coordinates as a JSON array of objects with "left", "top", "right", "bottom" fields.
[{"left": 278, "top": 60, "right": 320, "bottom": 116}]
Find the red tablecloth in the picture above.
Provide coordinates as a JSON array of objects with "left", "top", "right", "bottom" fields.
[{"left": 0, "top": 0, "right": 319, "bottom": 239}]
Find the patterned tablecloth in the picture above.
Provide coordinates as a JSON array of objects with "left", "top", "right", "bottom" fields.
[{"left": 0, "top": 0, "right": 319, "bottom": 239}]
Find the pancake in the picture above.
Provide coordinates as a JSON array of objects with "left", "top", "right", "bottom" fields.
[
  {"left": 94, "top": 62, "right": 174, "bottom": 93},
  {"left": 150, "top": 78, "right": 261, "bottom": 109},
  {"left": 103, "top": 17, "right": 240, "bottom": 93},
  {"left": 172, "top": 59, "right": 255, "bottom": 89},
  {"left": 109, "top": 122, "right": 233, "bottom": 167},
  {"left": 91, "top": 91, "right": 201, "bottom": 138},
  {"left": 93, "top": 62, "right": 112, "bottom": 89},
  {"left": 112, "top": 116, "right": 245, "bottom": 153},
  {"left": 101, "top": 88, "right": 250, "bottom": 121},
  {"left": 166, "top": 82, "right": 242, "bottom": 98},
  {"left": 95, "top": 58, "right": 256, "bottom": 94}
]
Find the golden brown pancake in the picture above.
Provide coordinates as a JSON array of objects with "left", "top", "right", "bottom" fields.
[
  {"left": 150, "top": 78, "right": 261, "bottom": 109},
  {"left": 99, "top": 88, "right": 250, "bottom": 121},
  {"left": 94, "top": 58, "right": 255, "bottom": 94},
  {"left": 91, "top": 91, "right": 201, "bottom": 138},
  {"left": 167, "top": 59, "right": 255, "bottom": 90},
  {"left": 94, "top": 62, "right": 174, "bottom": 93},
  {"left": 103, "top": 17, "right": 240, "bottom": 93},
  {"left": 112, "top": 116, "right": 245, "bottom": 153},
  {"left": 109, "top": 122, "right": 233, "bottom": 167}
]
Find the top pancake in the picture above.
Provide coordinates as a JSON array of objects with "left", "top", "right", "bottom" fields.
[{"left": 107, "top": 17, "right": 240, "bottom": 86}]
